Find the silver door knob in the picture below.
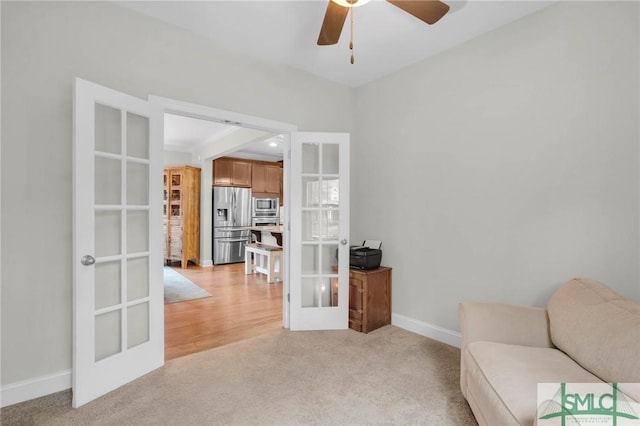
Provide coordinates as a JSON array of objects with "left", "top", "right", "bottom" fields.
[
  {"left": 81, "top": 255, "right": 96, "bottom": 266},
  {"left": 340, "top": 239, "right": 347, "bottom": 245}
]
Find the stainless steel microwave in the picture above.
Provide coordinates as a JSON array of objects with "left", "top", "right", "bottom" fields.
[{"left": 252, "top": 197, "right": 279, "bottom": 217}]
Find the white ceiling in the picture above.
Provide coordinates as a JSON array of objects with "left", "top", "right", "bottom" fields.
[
  {"left": 133, "top": 0, "right": 554, "bottom": 157},
  {"left": 118, "top": 0, "right": 554, "bottom": 88},
  {"left": 164, "top": 113, "right": 241, "bottom": 152},
  {"left": 164, "top": 114, "right": 285, "bottom": 160}
]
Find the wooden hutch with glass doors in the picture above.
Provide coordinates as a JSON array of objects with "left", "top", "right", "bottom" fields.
[{"left": 163, "top": 166, "right": 201, "bottom": 268}]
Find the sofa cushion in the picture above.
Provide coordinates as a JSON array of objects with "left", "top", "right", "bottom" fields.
[
  {"left": 465, "top": 341, "right": 603, "bottom": 426},
  {"left": 547, "top": 278, "right": 640, "bottom": 401}
]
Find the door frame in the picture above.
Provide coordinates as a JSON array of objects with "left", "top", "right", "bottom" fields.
[{"left": 148, "top": 95, "right": 297, "bottom": 328}]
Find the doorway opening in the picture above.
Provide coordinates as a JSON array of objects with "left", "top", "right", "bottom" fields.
[{"left": 150, "top": 96, "right": 297, "bottom": 360}]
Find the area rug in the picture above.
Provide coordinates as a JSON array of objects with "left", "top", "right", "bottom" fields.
[{"left": 163, "top": 267, "right": 211, "bottom": 304}]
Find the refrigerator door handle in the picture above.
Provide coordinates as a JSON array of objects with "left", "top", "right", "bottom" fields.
[
  {"left": 232, "top": 190, "right": 236, "bottom": 226},
  {"left": 218, "top": 238, "right": 249, "bottom": 243}
]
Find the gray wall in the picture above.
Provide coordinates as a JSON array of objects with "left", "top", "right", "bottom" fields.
[
  {"left": 1, "top": 1, "right": 354, "bottom": 385},
  {"left": 352, "top": 1, "right": 639, "bottom": 330},
  {"left": 163, "top": 150, "right": 193, "bottom": 167}
]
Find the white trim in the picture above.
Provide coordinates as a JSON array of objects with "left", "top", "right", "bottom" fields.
[
  {"left": 148, "top": 95, "right": 297, "bottom": 135},
  {"left": 200, "top": 260, "right": 214, "bottom": 268},
  {"left": 392, "top": 312, "right": 461, "bottom": 348},
  {"left": 1, "top": 370, "right": 71, "bottom": 408}
]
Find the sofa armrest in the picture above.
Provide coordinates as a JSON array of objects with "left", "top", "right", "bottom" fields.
[
  {"left": 458, "top": 301, "right": 554, "bottom": 400},
  {"left": 458, "top": 301, "right": 553, "bottom": 350}
]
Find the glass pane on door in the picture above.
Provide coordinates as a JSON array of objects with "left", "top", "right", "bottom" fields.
[
  {"left": 127, "top": 302, "right": 149, "bottom": 349},
  {"left": 302, "top": 144, "right": 319, "bottom": 174},
  {"left": 95, "top": 157, "right": 121, "bottom": 205},
  {"left": 301, "top": 277, "right": 332, "bottom": 308},
  {"left": 127, "top": 161, "right": 149, "bottom": 205},
  {"left": 95, "top": 104, "right": 121, "bottom": 155},
  {"left": 322, "top": 144, "right": 339, "bottom": 174},
  {"left": 95, "top": 211, "right": 121, "bottom": 257},
  {"left": 95, "top": 261, "right": 121, "bottom": 310},
  {"left": 321, "top": 244, "right": 338, "bottom": 273},
  {"left": 95, "top": 310, "right": 121, "bottom": 361},
  {"left": 127, "top": 257, "right": 149, "bottom": 301},
  {"left": 301, "top": 245, "right": 319, "bottom": 275},
  {"left": 126, "top": 112, "right": 149, "bottom": 159},
  {"left": 127, "top": 210, "right": 149, "bottom": 253}
]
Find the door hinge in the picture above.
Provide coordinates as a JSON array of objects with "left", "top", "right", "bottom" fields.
[{"left": 287, "top": 293, "right": 290, "bottom": 303}]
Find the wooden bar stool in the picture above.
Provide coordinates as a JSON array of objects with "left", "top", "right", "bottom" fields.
[{"left": 245, "top": 243, "right": 283, "bottom": 283}]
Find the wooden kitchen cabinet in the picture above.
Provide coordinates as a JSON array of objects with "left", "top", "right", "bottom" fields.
[
  {"left": 252, "top": 163, "right": 282, "bottom": 196},
  {"left": 349, "top": 267, "right": 392, "bottom": 333},
  {"left": 163, "top": 166, "right": 201, "bottom": 268},
  {"left": 213, "top": 157, "right": 283, "bottom": 204},
  {"left": 213, "top": 157, "right": 252, "bottom": 187}
]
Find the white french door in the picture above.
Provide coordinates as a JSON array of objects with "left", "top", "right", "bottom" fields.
[
  {"left": 72, "top": 78, "right": 163, "bottom": 407},
  {"left": 289, "top": 132, "right": 350, "bottom": 330}
]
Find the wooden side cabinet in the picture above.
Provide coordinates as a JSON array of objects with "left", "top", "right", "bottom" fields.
[
  {"left": 349, "top": 266, "right": 392, "bottom": 333},
  {"left": 163, "top": 166, "right": 201, "bottom": 268}
]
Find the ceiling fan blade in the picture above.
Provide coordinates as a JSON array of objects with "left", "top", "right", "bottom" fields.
[
  {"left": 317, "top": 1, "right": 349, "bottom": 46},
  {"left": 386, "top": 0, "right": 450, "bottom": 25}
]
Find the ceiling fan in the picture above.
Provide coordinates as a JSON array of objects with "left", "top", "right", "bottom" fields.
[{"left": 317, "top": 0, "right": 450, "bottom": 63}]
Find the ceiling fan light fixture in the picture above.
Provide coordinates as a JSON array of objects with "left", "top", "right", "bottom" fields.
[
  {"left": 331, "top": 0, "right": 371, "bottom": 8},
  {"left": 318, "top": 0, "right": 450, "bottom": 47}
]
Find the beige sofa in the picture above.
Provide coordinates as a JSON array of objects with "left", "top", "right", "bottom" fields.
[{"left": 459, "top": 278, "right": 640, "bottom": 426}]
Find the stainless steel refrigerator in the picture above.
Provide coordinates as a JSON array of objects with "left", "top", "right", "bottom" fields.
[{"left": 212, "top": 187, "right": 252, "bottom": 264}]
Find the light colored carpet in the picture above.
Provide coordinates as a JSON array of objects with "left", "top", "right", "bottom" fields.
[
  {"left": 0, "top": 326, "right": 477, "bottom": 425},
  {"left": 164, "top": 267, "right": 211, "bottom": 304}
]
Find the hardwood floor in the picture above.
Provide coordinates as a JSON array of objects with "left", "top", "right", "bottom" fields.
[{"left": 164, "top": 262, "right": 283, "bottom": 360}]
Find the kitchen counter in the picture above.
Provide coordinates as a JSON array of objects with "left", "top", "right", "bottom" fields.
[
  {"left": 250, "top": 225, "right": 283, "bottom": 233},
  {"left": 250, "top": 226, "right": 283, "bottom": 246}
]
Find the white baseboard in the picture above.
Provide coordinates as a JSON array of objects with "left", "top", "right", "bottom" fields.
[
  {"left": 392, "top": 312, "right": 461, "bottom": 348},
  {"left": 200, "top": 259, "right": 213, "bottom": 267},
  {"left": 1, "top": 369, "right": 71, "bottom": 408}
]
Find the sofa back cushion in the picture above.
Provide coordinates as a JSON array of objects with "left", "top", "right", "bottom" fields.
[{"left": 548, "top": 278, "right": 640, "bottom": 399}]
